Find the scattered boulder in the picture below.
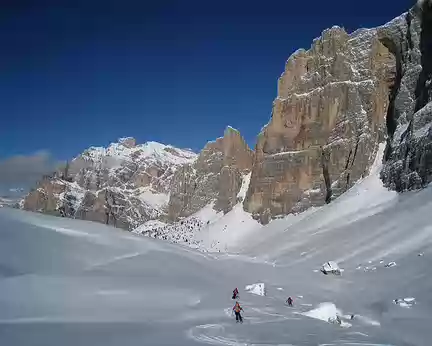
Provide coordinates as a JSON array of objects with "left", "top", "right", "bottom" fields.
[
  {"left": 245, "top": 283, "right": 266, "bottom": 296},
  {"left": 320, "top": 261, "right": 342, "bottom": 275},
  {"left": 394, "top": 297, "right": 416, "bottom": 308}
]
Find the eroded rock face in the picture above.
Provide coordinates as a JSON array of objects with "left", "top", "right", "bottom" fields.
[
  {"left": 74, "top": 189, "right": 159, "bottom": 230},
  {"left": 168, "top": 127, "right": 253, "bottom": 220},
  {"left": 214, "top": 166, "right": 243, "bottom": 214},
  {"left": 379, "top": 3, "right": 432, "bottom": 190},
  {"left": 23, "top": 176, "right": 67, "bottom": 215},
  {"left": 22, "top": 139, "right": 197, "bottom": 230},
  {"left": 244, "top": 25, "right": 396, "bottom": 222}
]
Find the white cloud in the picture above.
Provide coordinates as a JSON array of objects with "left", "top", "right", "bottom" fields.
[
  {"left": 9, "top": 187, "right": 24, "bottom": 193},
  {"left": 0, "top": 151, "right": 60, "bottom": 188}
]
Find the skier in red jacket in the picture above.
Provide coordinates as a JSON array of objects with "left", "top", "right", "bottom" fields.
[{"left": 233, "top": 301, "right": 243, "bottom": 323}]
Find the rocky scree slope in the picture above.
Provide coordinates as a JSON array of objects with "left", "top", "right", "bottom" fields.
[{"left": 23, "top": 138, "right": 197, "bottom": 230}]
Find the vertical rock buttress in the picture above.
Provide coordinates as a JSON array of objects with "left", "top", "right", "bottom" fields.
[
  {"left": 380, "top": 2, "right": 432, "bottom": 190},
  {"left": 244, "top": 24, "right": 396, "bottom": 223}
]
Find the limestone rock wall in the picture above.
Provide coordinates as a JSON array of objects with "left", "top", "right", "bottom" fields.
[
  {"left": 23, "top": 176, "right": 67, "bottom": 215},
  {"left": 244, "top": 25, "right": 396, "bottom": 222},
  {"left": 379, "top": 2, "right": 432, "bottom": 190},
  {"left": 168, "top": 127, "right": 253, "bottom": 220}
]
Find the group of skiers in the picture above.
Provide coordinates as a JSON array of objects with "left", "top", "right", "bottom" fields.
[
  {"left": 232, "top": 288, "right": 243, "bottom": 323},
  {"left": 231, "top": 287, "right": 294, "bottom": 323},
  {"left": 231, "top": 288, "right": 355, "bottom": 327}
]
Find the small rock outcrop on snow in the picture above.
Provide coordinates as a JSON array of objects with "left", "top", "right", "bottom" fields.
[
  {"left": 245, "top": 283, "right": 266, "bottom": 296},
  {"left": 384, "top": 261, "right": 397, "bottom": 268},
  {"left": 320, "top": 261, "right": 342, "bottom": 275},
  {"left": 303, "top": 303, "right": 351, "bottom": 328},
  {"left": 394, "top": 297, "right": 416, "bottom": 308}
]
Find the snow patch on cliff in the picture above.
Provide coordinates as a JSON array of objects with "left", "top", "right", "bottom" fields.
[
  {"left": 137, "top": 189, "right": 169, "bottom": 210},
  {"left": 237, "top": 172, "right": 251, "bottom": 201}
]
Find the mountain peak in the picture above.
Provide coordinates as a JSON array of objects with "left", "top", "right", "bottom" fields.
[
  {"left": 224, "top": 125, "right": 240, "bottom": 136},
  {"left": 22, "top": 136, "right": 198, "bottom": 230},
  {"left": 118, "top": 137, "right": 136, "bottom": 148}
]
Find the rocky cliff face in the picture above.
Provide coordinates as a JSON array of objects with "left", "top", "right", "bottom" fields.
[
  {"left": 167, "top": 127, "right": 253, "bottom": 219},
  {"left": 243, "top": 24, "right": 396, "bottom": 222},
  {"left": 22, "top": 128, "right": 253, "bottom": 229},
  {"left": 23, "top": 138, "right": 197, "bottom": 230},
  {"left": 22, "top": 3, "right": 432, "bottom": 231},
  {"left": 379, "top": 1, "right": 432, "bottom": 191}
]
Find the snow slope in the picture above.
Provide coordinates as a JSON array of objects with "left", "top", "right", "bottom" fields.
[
  {"left": 2, "top": 144, "right": 432, "bottom": 345},
  {"left": 235, "top": 144, "right": 431, "bottom": 265},
  {"left": 134, "top": 173, "right": 261, "bottom": 252},
  {"left": 134, "top": 200, "right": 260, "bottom": 252}
]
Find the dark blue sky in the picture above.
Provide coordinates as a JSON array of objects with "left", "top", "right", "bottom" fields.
[{"left": 1, "top": 0, "right": 411, "bottom": 161}]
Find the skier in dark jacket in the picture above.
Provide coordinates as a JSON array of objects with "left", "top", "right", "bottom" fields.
[
  {"left": 286, "top": 296, "right": 293, "bottom": 307},
  {"left": 233, "top": 301, "right": 243, "bottom": 323},
  {"left": 232, "top": 287, "right": 239, "bottom": 299}
]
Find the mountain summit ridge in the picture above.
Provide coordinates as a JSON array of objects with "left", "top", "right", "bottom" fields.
[{"left": 22, "top": 138, "right": 198, "bottom": 229}]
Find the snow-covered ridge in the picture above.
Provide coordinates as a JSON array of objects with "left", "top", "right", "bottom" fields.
[
  {"left": 80, "top": 139, "right": 197, "bottom": 166},
  {"left": 21, "top": 137, "right": 200, "bottom": 231}
]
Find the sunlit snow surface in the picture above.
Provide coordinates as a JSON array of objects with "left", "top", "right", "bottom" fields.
[{"left": 1, "top": 151, "right": 432, "bottom": 344}]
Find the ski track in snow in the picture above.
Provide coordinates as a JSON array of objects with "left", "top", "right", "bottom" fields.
[
  {"left": 84, "top": 252, "right": 143, "bottom": 270},
  {"left": 187, "top": 316, "right": 298, "bottom": 346},
  {"left": 318, "top": 344, "right": 393, "bottom": 346}
]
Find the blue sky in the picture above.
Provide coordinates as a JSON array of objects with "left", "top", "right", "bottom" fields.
[{"left": 0, "top": 0, "right": 411, "bottom": 189}]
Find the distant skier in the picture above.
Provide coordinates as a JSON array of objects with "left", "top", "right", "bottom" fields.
[
  {"left": 233, "top": 301, "right": 243, "bottom": 323},
  {"left": 232, "top": 287, "right": 239, "bottom": 299},
  {"left": 286, "top": 296, "right": 293, "bottom": 307}
]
